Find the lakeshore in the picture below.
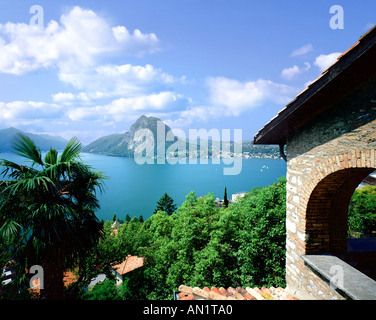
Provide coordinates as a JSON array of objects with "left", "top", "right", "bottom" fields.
[{"left": 0, "top": 152, "right": 286, "bottom": 221}]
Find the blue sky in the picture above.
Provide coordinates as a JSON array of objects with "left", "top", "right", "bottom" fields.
[{"left": 0, "top": 0, "right": 374, "bottom": 144}]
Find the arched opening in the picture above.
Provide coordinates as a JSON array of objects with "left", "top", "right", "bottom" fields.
[
  {"left": 306, "top": 167, "right": 376, "bottom": 279},
  {"left": 346, "top": 173, "right": 376, "bottom": 280},
  {"left": 306, "top": 168, "right": 375, "bottom": 255}
]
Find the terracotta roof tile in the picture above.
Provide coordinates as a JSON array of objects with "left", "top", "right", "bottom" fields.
[
  {"left": 177, "top": 285, "right": 299, "bottom": 300},
  {"left": 63, "top": 270, "right": 78, "bottom": 287},
  {"left": 180, "top": 293, "right": 195, "bottom": 300},
  {"left": 211, "top": 287, "right": 221, "bottom": 296},
  {"left": 28, "top": 269, "right": 78, "bottom": 297},
  {"left": 111, "top": 255, "right": 144, "bottom": 275},
  {"left": 219, "top": 287, "right": 229, "bottom": 297},
  {"left": 237, "top": 287, "right": 256, "bottom": 300}
]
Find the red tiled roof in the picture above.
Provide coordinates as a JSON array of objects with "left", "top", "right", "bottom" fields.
[
  {"left": 112, "top": 255, "right": 144, "bottom": 275},
  {"left": 63, "top": 270, "right": 78, "bottom": 287},
  {"left": 177, "top": 285, "right": 299, "bottom": 300},
  {"left": 29, "top": 269, "right": 78, "bottom": 296}
]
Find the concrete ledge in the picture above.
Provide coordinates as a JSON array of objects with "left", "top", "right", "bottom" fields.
[{"left": 301, "top": 254, "right": 376, "bottom": 300}]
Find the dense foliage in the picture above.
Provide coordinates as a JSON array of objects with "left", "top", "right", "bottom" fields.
[
  {"left": 3, "top": 168, "right": 376, "bottom": 300},
  {"left": 0, "top": 134, "right": 105, "bottom": 299},
  {"left": 153, "top": 192, "right": 177, "bottom": 216},
  {"left": 348, "top": 185, "right": 376, "bottom": 238},
  {"left": 81, "top": 177, "right": 287, "bottom": 300}
]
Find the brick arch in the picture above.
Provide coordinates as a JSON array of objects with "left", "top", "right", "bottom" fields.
[{"left": 302, "top": 149, "right": 375, "bottom": 256}]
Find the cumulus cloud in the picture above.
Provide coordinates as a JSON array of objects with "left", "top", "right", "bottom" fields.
[
  {"left": 281, "top": 62, "right": 311, "bottom": 80},
  {"left": 290, "top": 44, "right": 313, "bottom": 57},
  {"left": 52, "top": 64, "right": 185, "bottom": 106},
  {"left": 67, "top": 91, "right": 185, "bottom": 122},
  {"left": 112, "top": 26, "right": 160, "bottom": 57},
  {"left": 0, "top": 101, "right": 63, "bottom": 121},
  {"left": 0, "top": 6, "right": 160, "bottom": 75},
  {"left": 52, "top": 92, "right": 76, "bottom": 103},
  {"left": 314, "top": 52, "right": 341, "bottom": 72},
  {"left": 206, "top": 77, "right": 297, "bottom": 116},
  {"left": 54, "top": 63, "right": 180, "bottom": 103}
]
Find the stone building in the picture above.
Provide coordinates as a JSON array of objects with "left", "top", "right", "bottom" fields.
[{"left": 254, "top": 26, "right": 376, "bottom": 299}]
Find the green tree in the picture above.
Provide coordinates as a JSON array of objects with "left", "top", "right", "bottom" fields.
[
  {"left": 223, "top": 187, "right": 229, "bottom": 208},
  {"left": 348, "top": 185, "right": 376, "bottom": 237},
  {"left": 0, "top": 134, "right": 106, "bottom": 299},
  {"left": 233, "top": 177, "right": 287, "bottom": 287},
  {"left": 81, "top": 278, "right": 121, "bottom": 300},
  {"left": 77, "top": 179, "right": 287, "bottom": 300},
  {"left": 153, "top": 192, "right": 177, "bottom": 216}
]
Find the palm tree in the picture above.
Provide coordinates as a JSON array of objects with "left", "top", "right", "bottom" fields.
[{"left": 0, "top": 134, "right": 106, "bottom": 299}]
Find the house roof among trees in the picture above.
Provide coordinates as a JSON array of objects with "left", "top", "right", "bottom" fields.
[
  {"left": 112, "top": 255, "right": 144, "bottom": 275},
  {"left": 253, "top": 25, "right": 376, "bottom": 146}
]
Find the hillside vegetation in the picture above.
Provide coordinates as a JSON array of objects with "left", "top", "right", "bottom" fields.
[
  {"left": 83, "top": 180, "right": 376, "bottom": 300},
  {"left": 2, "top": 174, "right": 376, "bottom": 300},
  {"left": 81, "top": 177, "right": 287, "bottom": 300}
]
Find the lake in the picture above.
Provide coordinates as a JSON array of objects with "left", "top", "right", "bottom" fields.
[{"left": 0, "top": 152, "right": 287, "bottom": 221}]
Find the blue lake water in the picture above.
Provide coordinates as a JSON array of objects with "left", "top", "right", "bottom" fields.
[{"left": 0, "top": 152, "right": 287, "bottom": 221}]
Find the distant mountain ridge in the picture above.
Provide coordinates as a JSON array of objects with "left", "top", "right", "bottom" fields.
[
  {"left": 82, "top": 115, "right": 176, "bottom": 157},
  {"left": 82, "top": 115, "right": 281, "bottom": 159},
  {"left": 0, "top": 127, "right": 69, "bottom": 152}
]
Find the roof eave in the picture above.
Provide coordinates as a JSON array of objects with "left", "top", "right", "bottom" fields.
[{"left": 253, "top": 26, "right": 376, "bottom": 146}]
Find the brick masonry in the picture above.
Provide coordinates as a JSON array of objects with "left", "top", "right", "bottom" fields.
[{"left": 284, "top": 80, "right": 376, "bottom": 299}]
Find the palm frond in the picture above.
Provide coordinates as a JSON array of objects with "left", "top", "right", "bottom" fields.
[
  {"left": 7, "top": 175, "right": 55, "bottom": 195},
  {"left": 0, "top": 159, "right": 38, "bottom": 179},
  {"left": 59, "top": 137, "right": 82, "bottom": 164},
  {"left": 11, "top": 133, "right": 44, "bottom": 167},
  {"left": 0, "top": 219, "right": 21, "bottom": 242},
  {"left": 44, "top": 147, "right": 58, "bottom": 165}
]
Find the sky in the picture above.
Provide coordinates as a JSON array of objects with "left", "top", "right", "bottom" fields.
[{"left": 0, "top": 0, "right": 375, "bottom": 145}]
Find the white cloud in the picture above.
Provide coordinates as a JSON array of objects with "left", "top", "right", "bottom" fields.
[
  {"left": 181, "top": 105, "right": 221, "bottom": 123},
  {"left": 281, "top": 62, "right": 311, "bottom": 80},
  {"left": 0, "top": 6, "right": 160, "bottom": 75},
  {"left": 67, "top": 91, "right": 184, "bottom": 122},
  {"left": 314, "top": 52, "right": 341, "bottom": 72},
  {"left": 0, "top": 101, "right": 63, "bottom": 120},
  {"left": 206, "top": 77, "right": 297, "bottom": 116},
  {"left": 51, "top": 63, "right": 185, "bottom": 108},
  {"left": 161, "top": 105, "right": 225, "bottom": 131},
  {"left": 56, "top": 63, "right": 179, "bottom": 99},
  {"left": 291, "top": 44, "right": 313, "bottom": 57},
  {"left": 161, "top": 77, "right": 298, "bottom": 128},
  {"left": 52, "top": 92, "right": 76, "bottom": 103},
  {"left": 112, "top": 26, "right": 160, "bottom": 57}
]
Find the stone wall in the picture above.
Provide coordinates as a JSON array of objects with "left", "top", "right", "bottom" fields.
[{"left": 284, "top": 79, "right": 376, "bottom": 299}]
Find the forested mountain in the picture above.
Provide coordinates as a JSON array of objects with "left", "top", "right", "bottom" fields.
[
  {"left": 82, "top": 115, "right": 281, "bottom": 158},
  {"left": 82, "top": 115, "right": 176, "bottom": 157},
  {"left": 0, "top": 127, "right": 68, "bottom": 152}
]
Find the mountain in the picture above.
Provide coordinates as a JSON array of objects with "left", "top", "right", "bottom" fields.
[
  {"left": 82, "top": 115, "right": 281, "bottom": 159},
  {"left": 82, "top": 115, "right": 176, "bottom": 157},
  {"left": 0, "top": 127, "right": 69, "bottom": 152}
]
